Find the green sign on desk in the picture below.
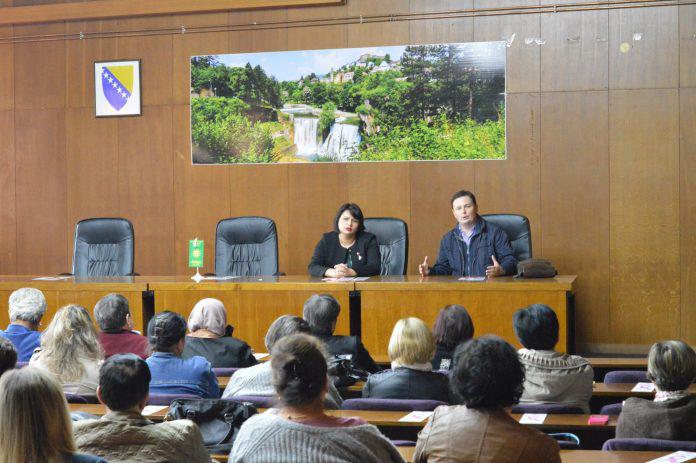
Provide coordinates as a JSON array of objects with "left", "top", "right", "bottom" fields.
[{"left": 189, "top": 239, "right": 204, "bottom": 268}]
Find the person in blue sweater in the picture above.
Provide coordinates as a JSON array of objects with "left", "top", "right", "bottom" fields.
[{"left": 0, "top": 287, "right": 46, "bottom": 362}]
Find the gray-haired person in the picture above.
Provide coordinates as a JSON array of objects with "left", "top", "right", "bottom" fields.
[
  {"left": 94, "top": 294, "right": 149, "bottom": 359},
  {"left": 0, "top": 288, "right": 46, "bottom": 361}
]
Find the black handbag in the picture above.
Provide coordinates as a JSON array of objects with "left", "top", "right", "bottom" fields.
[
  {"left": 328, "top": 354, "right": 370, "bottom": 388},
  {"left": 166, "top": 398, "right": 257, "bottom": 454}
]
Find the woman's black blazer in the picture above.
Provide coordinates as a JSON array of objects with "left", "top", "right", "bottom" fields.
[{"left": 308, "top": 231, "right": 381, "bottom": 277}]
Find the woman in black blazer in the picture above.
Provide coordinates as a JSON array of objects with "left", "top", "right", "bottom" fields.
[{"left": 308, "top": 203, "right": 381, "bottom": 277}]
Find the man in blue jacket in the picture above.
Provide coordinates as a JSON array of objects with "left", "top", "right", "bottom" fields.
[{"left": 419, "top": 190, "right": 517, "bottom": 277}]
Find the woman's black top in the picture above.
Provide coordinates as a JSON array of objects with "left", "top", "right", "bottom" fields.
[
  {"left": 182, "top": 336, "right": 258, "bottom": 369},
  {"left": 308, "top": 231, "right": 381, "bottom": 277},
  {"left": 431, "top": 344, "right": 456, "bottom": 371}
]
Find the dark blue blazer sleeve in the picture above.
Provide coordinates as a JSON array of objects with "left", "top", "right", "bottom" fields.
[
  {"left": 493, "top": 228, "right": 517, "bottom": 275},
  {"left": 430, "top": 234, "right": 453, "bottom": 276}
]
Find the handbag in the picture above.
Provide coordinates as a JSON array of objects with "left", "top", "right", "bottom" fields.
[
  {"left": 166, "top": 398, "right": 257, "bottom": 454},
  {"left": 515, "top": 258, "right": 558, "bottom": 278},
  {"left": 328, "top": 354, "right": 370, "bottom": 388}
]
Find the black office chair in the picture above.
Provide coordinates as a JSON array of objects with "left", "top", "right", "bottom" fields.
[
  {"left": 363, "top": 218, "right": 408, "bottom": 276},
  {"left": 481, "top": 214, "right": 532, "bottom": 261},
  {"left": 215, "top": 217, "right": 279, "bottom": 276},
  {"left": 71, "top": 218, "right": 135, "bottom": 277}
]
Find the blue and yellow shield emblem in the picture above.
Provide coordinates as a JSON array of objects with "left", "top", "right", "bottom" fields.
[{"left": 100, "top": 65, "right": 134, "bottom": 111}]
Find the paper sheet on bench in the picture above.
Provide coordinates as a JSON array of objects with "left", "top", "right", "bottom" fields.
[
  {"left": 399, "top": 411, "right": 434, "bottom": 423},
  {"left": 33, "top": 276, "right": 71, "bottom": 281},
  {"left": 253, "top": 353, "right": 270, "bottom": 360},
  {"left": 646, "top": 451, "right": 696, "bottom": 463},
  {"left": 458, "top": 276, "right": 486, "bottom": 282},
  {"left": 632, "top": 382, "right": 656, "bottom": 392},
  {"left": 141, "top": 405, "right": 167, "bottom": 416},
  {"left": 519, "top": 413, "right": 547, "bottom": 424}
]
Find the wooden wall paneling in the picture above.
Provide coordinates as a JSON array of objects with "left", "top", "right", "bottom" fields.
[
  {"left": 13, "top": 22, "right": 66, "bottom": 109},
  {"left": 287, "top": 163, "right": 348, "bottom": 275},
  {"left": 409, "top": 161, "right": 476, "bottom": 274},
  {"left": 474, "top": 92, "right": 542, "bottom": 252},
  {"left": 680, "top": 88, "right": 696, "bottom": 345},
  {"left": 287, "top": 1, "right": 347, "bottom": 50},
  {"left": 0, "top": 24, "right": 13, "bottom": 109},
  {"left": 608, "top": 6, "right": 678, "bottom": 90},
  {"left": 0, "top": 111, "right": 16, "bottom": 274},
  {"left": 609, "top": 89, "right": 680, "bottom": 345},
  {"left": 116, "top": 16, "right": 174, "bottom": 107},
  {"left": 540, "top": 91, "right": 609, "bottom": 349},
  {"left": 229, "top": 9, "right": 288, "bottom": 53},
  {"left": 681, "top": 5, "right": 696, "bottom": 88},
  {"left": 540, "top": 10, "right": 608, "bottom": 92},
  {"left": 14, "top": 109, "right": 68, "bottom": 274},
  {"left": 410, "top": 0, "right": 474, "bottom": 45},
  {"left": 117, "top": 106, "right": 175, "bottom": 275},
  {"left": 346, "top": 0, "right": 410, "bottom": 47},
  {"left": 473, "top": 11, "right": 540, "bottom": 93}
]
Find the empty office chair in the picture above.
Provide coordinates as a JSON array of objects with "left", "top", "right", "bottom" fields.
[
  {"left": 604, "top": 370, "right": 649, "bottom": 384},
  {"left": 511, "top": 404, "right": 584, "bottom": 415},
  {"left": 363, "top": 218, "right": 408, "bottom": 276},
  {"left": 481, "top": 214, "right": 532, "bottom": 262},
  {"left": 72, "top": 218, "right": 135, "bottom": 277},
  {"left": 341, "top": 398, "right": 447, "bottom": 412},
  {"left": 215, "top": 217, "right": 279, "bottom": 277},
  {"left": 602, "top": 438, "right": 696, "bottom": 452}
]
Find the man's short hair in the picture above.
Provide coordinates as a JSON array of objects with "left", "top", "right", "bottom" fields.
[
  {"left": 8, "top": 288, "right": 46, "bottom": 324},
  {"left": 303, "top": 294, "right": 341, "bottom": 337},
  {"left": 94, "top": 294, "right": 131, "bottom": 332},
  {"left": 647, "top": 340, "right": 696, "bottom": 391},
  {"left": 450, "top": 190, "right": 477, "bottom": 207},
  {"left": 99, "top": 354, "right": 151, "bottom": 411},
  {"left": 513, "top": 304, "right": 559, "bottom": 351},
  {"left": 0, "top": 338, "right": 17, "bottom": 378}
]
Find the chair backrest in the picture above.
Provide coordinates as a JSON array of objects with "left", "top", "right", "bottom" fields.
[
  {"left": 341, "top": 398, "right": 447, "bottom": 412},
  {"left": 599, "top": 402, "right": 623, "bottom": 415},
  {"left": 480, "top": 214, "right": 532, "bottom": 261},
  {"left": 147, "top": 393, "right": 200, "bottom": 405},
  {"left": 363, "top": 218, "right": 408, "bottom": 276},
  {"left": 215, "top": 217, "right": 278, "bottom": 276},
  {"left": 65, "top": 393, "right": 90, "bottom": 404},
  {"left": 224, "top": 395, "right": 277, "bottom": 409},
  {"left": 212, "top": 367, "right": 240, "bottom": 377},
  {"left": 511, "top": 403, "right": 584, "bottom": 414},
  {"left": 72, "top": 218, "right": 134, "bottom": 277},
  {"left": 604, "top": 370, "right": 648, "bottom": 384},
  {"left": 602, "top": 438, "right": 696, "bottom": 452}
]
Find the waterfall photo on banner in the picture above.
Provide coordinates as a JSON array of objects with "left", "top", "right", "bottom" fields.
[{"left": 190, "top": 41, "right": 506, "bottom": 164}]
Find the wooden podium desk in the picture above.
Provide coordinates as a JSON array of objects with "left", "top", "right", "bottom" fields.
[
  {"left": 147, "top": 276, "right": 352, "bottom": 353},
  {"left": 0, "top": 276, "right": 148, "bottom": 331},
  {"left": 356, "top": 275, "right": 577, "bottom": 356}
]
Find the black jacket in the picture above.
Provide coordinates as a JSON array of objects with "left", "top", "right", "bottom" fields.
[
  {"left": 362, "top": 367, "right": 450, "bottom": 402},
  {"left": 317, "top": 334, "right": 380, "bottom": 373},
  {"left": 431, "top": 344, "right": 456, "bottom": 371},
  {"left": 308, "top": 231, "right": 381, "bottom": 277},
  {"left": 182, "top": 336, "right": 258, "bottom": 369}
]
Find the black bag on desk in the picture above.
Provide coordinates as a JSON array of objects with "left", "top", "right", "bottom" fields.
[
  {"left": 166, "top": 398, "right": 257, "bottom": 454},
  {"left": 328, "top": 354, "right": 370, "bottom": 388},
  {"left": 516, "top": 258, "right": 558, "bottom": 279}
]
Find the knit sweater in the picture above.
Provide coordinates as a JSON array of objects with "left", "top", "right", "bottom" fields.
[{"left": 229, "top": 412, "right": 405, "bottom": 463}]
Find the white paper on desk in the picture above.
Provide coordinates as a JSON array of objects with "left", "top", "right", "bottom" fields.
[
  {"left": 32, "top": 276, "right": 71, "bottom": 281},
  {"left": 353, "top": 277, "right": 370, "bottom": 281},
  {"left": 141, "top": 405, "right": 167, "bottom": 416},
  {"left": 519, "top": 413, "right": 547, "bottom": 424},
  {"left": 253, "top": 352, "right": 270, "bottom": 360},
  {"left": 322, "top": 277, "right": 355, "bottom": 282},
  {"left": 646, "top": 451, "right": 696, "bottom": 463},
  {"left": 398, "top": 411, "right": 434, "bottom": 423},
  {"left": 632, "top": 382, "right": 656, "bottom": 392},
  {"left": 202, "top": 275, "right": 239, "bottom": 281},
  {"left": 458, "top": 276, "right": 486, "bottom": 282}
]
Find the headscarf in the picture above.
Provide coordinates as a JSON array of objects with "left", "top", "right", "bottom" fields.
[{"left": 187, "top": 298, "right": 227, "bottom": 337}]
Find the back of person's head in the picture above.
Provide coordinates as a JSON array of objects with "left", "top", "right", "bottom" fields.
[
  {"left": 450, "top": 336, "right": 525, "bottom": 410},
  {"left": 0, "top": 367, "right": 75, "bottom": 463},
  {"left": 388, "top": 317, "right": 435, "bottom": 365},
  {"left": 0, "top": 338, "right": 17, "bottom": 378},
  {"left": 647, "top": 340, "right": 696, "bottom": 392},
  {"left": 302, "top": 294, "right": 340, "bottom": 337},
  {"left": 513, "top": 304, "right": 559, "bottom": 350},
  {"left": 264, "top": 315, "right": 311, "bottom": 351},
  {"left": 433, "top": 304, "right": 474, "bottom": 350},
  {"left": 147, "top": 311, "right": 187, "bottom": 353},
  {"left": 94, "top": 293, "right": 131, "bottom": 332},
  {"left": 40, "top": 304, "right": 104, "bottom": 382},
  {"left": 99, "top": 354, "right": 151, "bottom": 411},
  {"left": 8, "top": 287, "right": 46, "bottom": 325},
  {"left": 271, "top": 333, "right": 328, "bottom": 407},
  {"left": 188, "top": 298, "right": 227, "bottom": 337}
]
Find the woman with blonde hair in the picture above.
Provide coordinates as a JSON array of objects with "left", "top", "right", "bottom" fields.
[
  {"left": 362, "top": 317, "right": 450, "bottom": 402},
  {"left": 29, "top": 304, "right": 104, "bottom": 396},
  {"left": 0, "top": 367, "right": 107, "bottom": 463}
]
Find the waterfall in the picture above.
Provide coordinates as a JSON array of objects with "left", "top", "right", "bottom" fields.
[
  {"left": 293, "top": 117, "right": 319, "bottom": 157},
  {"left": 318, "top": 123, "right": 361, "bottom": 161}
]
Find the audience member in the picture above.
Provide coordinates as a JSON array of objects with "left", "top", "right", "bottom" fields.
[
  {"left": 414, "top": 336, "right": 561, "bottom": 463},
  {"left": 0, "top": 367, "right": 108, "bottom": 463},
  {"left": 617, "top": 340, "right": 696, "bottom": 440},
  {"left": 303, "top": 294, "right": 379, "bottom": 373},
  {"left": 94, "top": 294, "right": 149, "bottom": 359},
  {"left": 362, "top": 317, "right": 449, "bottom": 402},
  {"left": 222, "top": 315, "right": 343, "bottom": 408},
  {"left": 182, "top": 298, "right": 257, "bottom": 368},
  {"left": 431, "top": 304, "right": 474, "bottom": 371},
  {"left": 73, "top": 354, "right": 212, "bottom": 463},
  {"left": 230, "top": 334, "right": 404, "bottom": 463},
  {"left": 145, "top": 311, "right": 218, "bottom": 398},
  {"left": 0, "top": 287, "right": 46, "bottom": 361},
  {"left": 513, "top": 304, "right": 593, "bottom": 412},
  {"left": 30, "top": 305, "right": 104, "bottom": 395},
  {"left": 0, "top": 338, "right": 17, "bottom": 377}
]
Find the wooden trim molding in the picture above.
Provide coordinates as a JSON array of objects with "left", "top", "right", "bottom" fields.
[{"left": 0, "top": 0, "right": 345, "bottom": 27}]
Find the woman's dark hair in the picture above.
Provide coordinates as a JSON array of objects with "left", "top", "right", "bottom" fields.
[
  {"left": 450, "top": 335, "right": 524, "bottom": 410},
  {"left": 433, "top": 305, "right": 474, "bottom": 349},
  {"left": 147, "top": 311, "right": 187, "bottom": 353},
  {"left": 0, "top": 338, "right": 17, "bottom": 378},
  {"left": 271, "top": 334, "right": 328, "bottom": 407},
  {"left": 512, "top": 304, "right": 559, "bottom": 350},
  {"left": 333, "top": 203, "right": 365, "bottom": 234},
  {"left": 303, "top": 294, "right": 341, "bottom": 337}
]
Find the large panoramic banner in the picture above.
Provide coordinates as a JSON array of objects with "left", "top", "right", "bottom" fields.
[{"left": 190, "top": 41, "right": 506, "bottom": 164}]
